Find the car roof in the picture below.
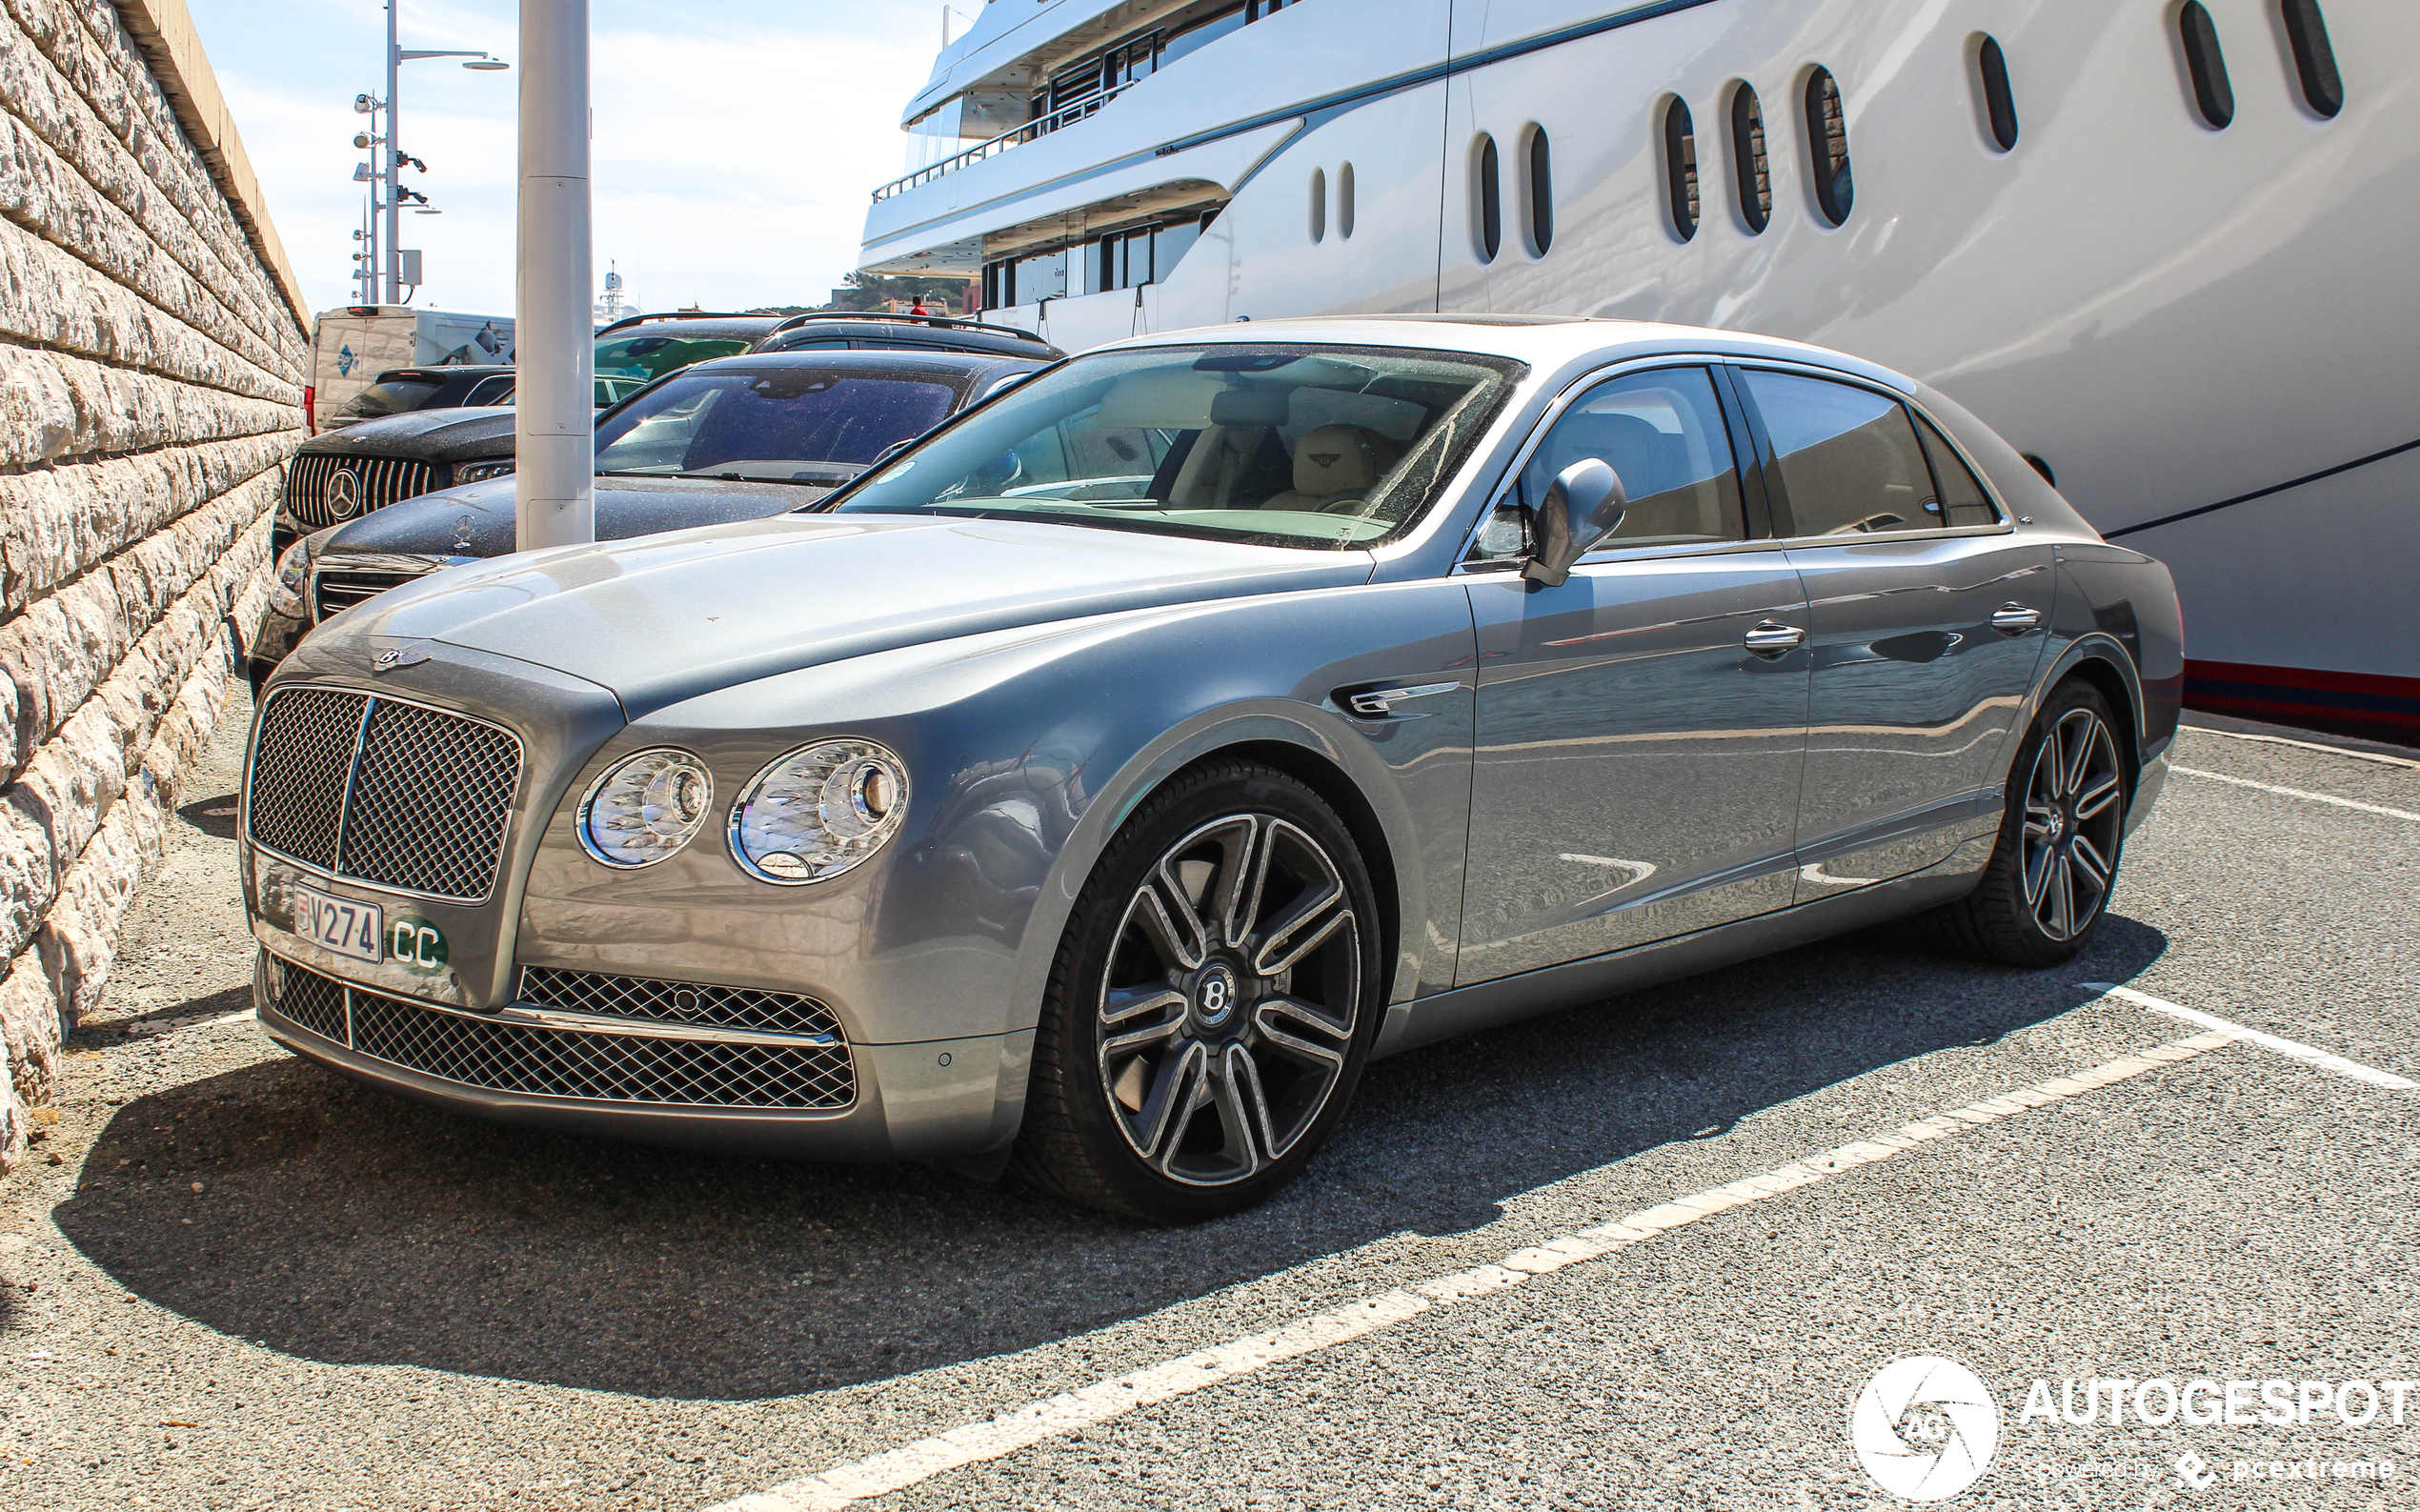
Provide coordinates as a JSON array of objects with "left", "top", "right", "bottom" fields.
[
  {"left": 1090, "top": 314, "right": 1915, "bottom": 394},
  {"left": 757, "top": 325, "right": 1062, "bottom": 357},
  {"left": 370, "top": 365, "right": 514, "bottom": 383},
  {"left": 672, "top": 349, "right": 1049, "bottom": 381},
  {"left": 595, "top": 315, "right": 786, "bottom": 342}
]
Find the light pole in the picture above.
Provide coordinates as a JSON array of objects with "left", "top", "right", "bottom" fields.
[
  {"left": 377, "top": 0, "right": 507, "bottom": 302},
  {"left": 515, "top": 0, "right": 594, "bottom": 549}
]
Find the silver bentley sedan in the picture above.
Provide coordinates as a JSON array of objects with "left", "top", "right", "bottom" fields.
[{"left": 242, "top": 317, "right": 2182, "bottom": 1222}]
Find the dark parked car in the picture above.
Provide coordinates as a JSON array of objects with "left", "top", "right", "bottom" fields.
[
  {"left": 274, "top": 314, "right": 1059, "bottom": 563},
  {"left": 252, "top": 348, "right": 1049, "bottom": 685},
  {"left": 319, "top": 365, "right": 515, "bottom": 432},
  {"left": 272, "top": 313, "right": 800, "bottom": 557}
]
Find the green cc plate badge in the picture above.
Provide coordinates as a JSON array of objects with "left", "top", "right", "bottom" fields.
[{"left": 389, "top": 915, "right": 449, "bottom": 977}]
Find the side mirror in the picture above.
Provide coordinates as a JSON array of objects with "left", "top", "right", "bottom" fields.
[{"left": 1521, "top": 458, "right": 1627, "bottom": 587}]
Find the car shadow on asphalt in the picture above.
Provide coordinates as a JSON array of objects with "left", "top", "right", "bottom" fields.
[{"left": 51, "top": 915, "right": 2167, "bottom": 1401}]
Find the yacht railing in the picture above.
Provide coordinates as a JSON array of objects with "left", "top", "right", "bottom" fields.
[{"left": 874, "top": 81, "right": 1139, "bottom": 202}]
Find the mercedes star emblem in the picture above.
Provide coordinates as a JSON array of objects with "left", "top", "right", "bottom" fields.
[{"left": 325, "top": 468, "right": 362, "bottom": 518}]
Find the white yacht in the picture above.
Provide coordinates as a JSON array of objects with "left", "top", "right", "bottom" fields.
[{"left": 858, "top": 0, "right": 2415, "bottom": 742}]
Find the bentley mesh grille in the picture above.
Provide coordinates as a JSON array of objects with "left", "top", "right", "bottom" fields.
[
  {"left": 266, "top": 958, "right": 857, "bottom": 1111},
  {"left": 516, "top": 968, "right": 843, "bottom": 1038},
  {"left": 244, "top": 687, "right": 362, "bottom": 868},
  {"left": 336, "top": 699, "right": 521, "bottom": 899},
  {"left": 285, "top": 454, "right": 441, "bottom": 528},
  {"left": 249, "top": 687, "right": 521, "bottom": 902},
  {"left": 314, "top": 568, "right": 428, "bottom": 620}
]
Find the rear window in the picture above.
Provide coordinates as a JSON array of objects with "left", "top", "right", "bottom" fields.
[
  {"left": 343, "top": 379, "right": 444, "bottom": 417},
  {"left": 595, "top": 334, "right": 756, "bottom": 382}
]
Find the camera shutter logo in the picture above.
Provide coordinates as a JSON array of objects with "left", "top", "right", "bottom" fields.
[
  {"left": 326, "top": 467, "right": 363, "bottom": 518},
  {"left": 1848, "top": 1356, "right": 2000, "bottom": 1502}
]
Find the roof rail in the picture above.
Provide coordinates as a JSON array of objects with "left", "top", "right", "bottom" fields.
[
  {"left": 595, "top": 311, "right": 773, "bottom": 337},
  {"left": 771, "top": 311, "right": 1048, "bottom": 343}
]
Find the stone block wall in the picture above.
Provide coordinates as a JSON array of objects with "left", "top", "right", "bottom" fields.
[{"left": 0, "top": 0, "right": 307, "bottom": 1173}]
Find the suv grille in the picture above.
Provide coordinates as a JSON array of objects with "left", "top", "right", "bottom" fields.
[
  {"left": 517, "top": 968, "right": 844, "bottom": 1038},
  {"left": 285, "top": 454, "right": 441, "bottom": 528},
  {"left": 265, "top": 958, "right": 857, "bottom": 1111},
  {"left": 314, "top": 567, "right": 429, "bottom": 620},
  {"left": 248, "top": 687, "right": 521, "bottom": 901}
]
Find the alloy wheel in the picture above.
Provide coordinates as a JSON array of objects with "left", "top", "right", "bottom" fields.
[
  {"left": 1096, "top": 813, "right": 1361, "bottom": 1187},
  {"left": 2021, "top": 707, "right": 2124, "bottom": 941}
]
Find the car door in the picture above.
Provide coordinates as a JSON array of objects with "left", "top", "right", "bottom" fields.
[
  {"left": 1730, "top": 366, "right": 2056, "bottom": 893},
  {"left": 1457, "top": 365, "right": 1812, "bottom": 987}
]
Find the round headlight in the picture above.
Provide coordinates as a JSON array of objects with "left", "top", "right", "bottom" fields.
[
  {"left": 577, "top": 748, "right": 714, "bottom": 869},
  {"left": 728, "top": 739, "right": 909, "bottom": 885}
]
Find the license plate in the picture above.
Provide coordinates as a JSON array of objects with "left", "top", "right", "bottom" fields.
[{"left": 294, "top": 882, "right": 383, "bottom": 964}]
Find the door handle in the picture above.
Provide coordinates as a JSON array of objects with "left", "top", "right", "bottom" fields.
[
  {"left": 1742, "top": 620, "right": 1806, "bottom": 656},
  {"left": 1990, "top": 603, "right": 2043, "bottom": 635}
]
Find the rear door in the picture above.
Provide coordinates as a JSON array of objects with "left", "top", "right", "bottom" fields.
[
  {"left": 1730, "top": 365, "right": 2055, "bottom": 893},
  {"left": 1456, "top": 363, "right": 1811, "bottom": 985}
]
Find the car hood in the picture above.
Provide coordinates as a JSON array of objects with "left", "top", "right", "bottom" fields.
[
  {"left": 303, "top": 406, "right": 517, "bottom": 463},
  {"left": 336, "top": 514, "right": 1376, "bottom": 719},
  {"left": 320, "top": 475, "right": 823, "bottom": 558}
]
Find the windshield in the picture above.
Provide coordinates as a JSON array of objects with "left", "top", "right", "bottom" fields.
[
  {"left": 826, "top": 344, "right": 1519, "bottom": 550},
  {"left": 594, "top": 333, "right": 756, "bottom": 382},
  {"left": 594, "top": 367, "right": 962, "bottom": 479}
]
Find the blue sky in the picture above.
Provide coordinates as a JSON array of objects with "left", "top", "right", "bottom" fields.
[{"left": 188, "top": 1, "right": 961, "bottom": 316}]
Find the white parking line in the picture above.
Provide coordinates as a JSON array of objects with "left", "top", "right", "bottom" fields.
[
  {"left": 2187, "top": 723, "right": 2420, "bottom": 771},
  {"left": 707, "top": 1028, "right": 2237, "bottom": 1512},
  {"left": 2087, "top": 982, "right": 2416, "bottom": 1091},
  {"left": 121, "top": 1008, "right": 256, "bottom": 1038},
  {"left": 2169, "top": 766, "right": 2420, "bottom": 823}
]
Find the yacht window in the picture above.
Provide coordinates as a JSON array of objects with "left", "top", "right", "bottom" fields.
[
  {"left": 1663, "top": 98, "right": 1701, "bottom": 242},
  {"left": 1803, "top": 68, "right": 1853, "bottom": 226},
  {"left": 1975, "top": 36, "right": 2020, "bottom": 151},
  {"left": 2178, "top": 2, "right": 2235, "bottom": 129},
  {"left": 1339, "top": 162, "right": 1356, "bottom": 239},
  {"left": 1475, "top": 133, "right": 1502, "bottom": 263},
  {"left": 2280, "top": 0, "right": 2343, "bottom": 117},
  {"left": 1524, "top": 128, "right": 1554, "bottom": 255},
  {"left": 1518, "top": 368, "right": 1747, "bottom": 548},
  {"left": 1739, "top": 371, "right": 1937, "bottom": 537},
  {"left": 1161, "top": 8, "right": 1247, "bottom": 69},
  {"left": 1729, "top": 84, "right": 1772, "bottom": 233},
  {"left": 1310, "top": 167, "right": 1327, "bottom": 243},
  {"left": 1158, "top": 216, "right": 1205, "bottom": 276},
  {"left": 1014, "top": 248, "right": 1069, "bottom": 303}
]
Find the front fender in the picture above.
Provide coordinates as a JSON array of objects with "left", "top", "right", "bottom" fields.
[{"left": 512, "top": 578, "right": 1478, "bottom": 1048}]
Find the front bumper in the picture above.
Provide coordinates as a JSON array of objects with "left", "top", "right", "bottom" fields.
[{"left": 254, "top": 948, "right": 1030, "bottom": 1160}]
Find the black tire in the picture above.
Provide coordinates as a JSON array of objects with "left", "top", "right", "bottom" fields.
[
  {"left": 1011, "top": 758, "right": 1383, "bottom": 1223},
  {"left": 1930, "top": 678, "right": 2130, "bottom": 966}
]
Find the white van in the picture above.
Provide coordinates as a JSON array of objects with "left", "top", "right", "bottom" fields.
[{"left": 307, "top": 306, "right": 514, "bottom": 433}]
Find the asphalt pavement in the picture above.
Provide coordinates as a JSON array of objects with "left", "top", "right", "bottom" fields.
[{"left": 0, "top": 692, "right": 2412, "bottom": 1511}]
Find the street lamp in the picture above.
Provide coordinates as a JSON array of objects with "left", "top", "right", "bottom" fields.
[{"left": 376, "top": 0, "right": 508, "bottom": 302}]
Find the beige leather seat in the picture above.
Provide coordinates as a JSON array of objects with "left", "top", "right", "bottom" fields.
[{"left": 1262, "top": 424, "right": 1403, "bottom": 513}]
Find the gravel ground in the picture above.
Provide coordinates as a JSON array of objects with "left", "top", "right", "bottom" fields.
[{"left": 0, "top": 699, "right": 2413, "bottom": 1511}]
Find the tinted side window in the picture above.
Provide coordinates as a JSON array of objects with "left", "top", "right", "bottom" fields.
[
  {"left": 1519, "top": 368, "right": 1746, "bottom": 548},
  {"left": 1740, "top": 371, "right": 1934, "bottom": 537},
  {"left": 1912, "top": 414, "right": 2000, "bottom": 528}
]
